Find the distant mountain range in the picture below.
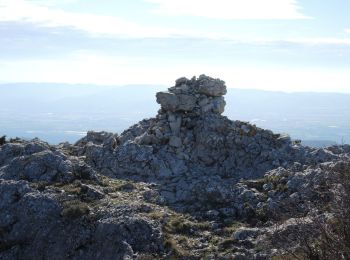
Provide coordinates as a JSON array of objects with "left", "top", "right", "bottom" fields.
[{"left": 1, "top": 83, "right": 349, "bottom": 146}]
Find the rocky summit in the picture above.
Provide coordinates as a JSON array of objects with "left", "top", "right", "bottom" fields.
[{"left": 1, "top": 75, "right": 350, "bottom": 259}]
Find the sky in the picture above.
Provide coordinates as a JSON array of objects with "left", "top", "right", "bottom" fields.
[{"left": 0, "top": 0, "right": 349, "bottom": 92}]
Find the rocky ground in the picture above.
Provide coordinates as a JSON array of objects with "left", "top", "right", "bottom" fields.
[{"left": 1, "top": 75, "right": 350, "bottom": 259}]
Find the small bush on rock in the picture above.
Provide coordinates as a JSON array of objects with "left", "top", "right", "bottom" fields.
[
  {"left": 61, "top": 200, "right": 90, "bottom": 219},
  {"left": 0, "top": 135, "right": 6, "bottom": 146}
]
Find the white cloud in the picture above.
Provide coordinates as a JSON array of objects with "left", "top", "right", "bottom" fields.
[
  {"left": 23, "top": 0, "right": 81, "bottom": 6},
  {"left": 274, "top": 38, "right": 350, "bottom": 45},
  {"left": 1, "top": 0, "right": 346, "bottom": 44},
  {"left": 345, "top": 28, "right": 350, "bottom": 34},
  {"left": 145, "top": 0, "right": 310, "bottom": 19},
  {"left": 0, "top": 0, "right": 191, "bottom": 37}
]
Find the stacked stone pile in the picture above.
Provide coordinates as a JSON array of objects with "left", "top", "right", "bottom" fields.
[
  {"left": 115, "top": 75, "right": 299, "bottom": 177},
  {"left": 71, "top": 75, "right": 341, "bottom": 215}
]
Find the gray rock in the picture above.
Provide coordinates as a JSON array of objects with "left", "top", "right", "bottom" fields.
[
  {"left": 233, "top": 227, "right": 260, "bottom": 241},
  {"left": 156, "top": 92, "right": 179, "bottom": 111},
  {"left": 168, "top": 136, "right": 182, "bottom": 148},
  {"left": 212, "top": 96, "right": 226, "bottom": 114},
  {"left": 263, "top": 183, "right": 273, "bottom": 191},
  {"left": 0, "top": 150, "right": 97, "bottom": 184},
  {"left": 80, "top": 183, "right": 105, "bottom": 200},
  {"left": 0, "top": 139, "right": 50, "bottom": 166},
  {"left": 169, "top": 115, "right": 182, "bottom": 135},
  {"left": 0, "top": 178, "right": 163, "bottom": 260},
  {"left": 75, "top": 131, "right": 117, "bottom": 147},
  {"left": 156, "top": 92, "right": 196, "bottom": 112},
  {"left": 156, "top": 75, "right": 227, "bottom": 115},
  {"left": 196, "top": 74, "right": 227, "bottom": 97},
  {"left": 135, "top": 133, "right": 159, "bottom": 145}
]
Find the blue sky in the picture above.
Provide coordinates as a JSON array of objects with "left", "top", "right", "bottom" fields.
[{"left": 0, "top": 0, "right": 349, "bottom": 92}]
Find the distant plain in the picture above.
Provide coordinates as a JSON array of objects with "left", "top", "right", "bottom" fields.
[{"left": 1, "top": 83, "right": 349, "bottom": 147}]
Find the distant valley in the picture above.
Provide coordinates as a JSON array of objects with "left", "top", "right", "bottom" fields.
[{"left": 1, "top": 83, "right": 349, "bottom": 147}]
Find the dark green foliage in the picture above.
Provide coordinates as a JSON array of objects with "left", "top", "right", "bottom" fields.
[
  {"left": 61, "top": 200, "right": 90, "bottom": 219},
  {"left": 0, "top": 135, "right": 6, "bottom": 146},
  {"left": 163, "top": 236, "right": 190, "bottom": 258},
  {"left": 219, "top": 238, "right": 236, "bottom": 250}
]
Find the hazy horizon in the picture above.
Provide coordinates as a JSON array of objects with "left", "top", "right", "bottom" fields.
[
  {"left": 1, "top": 83, "right": 349, "bottom": 146},
  {"left": 1, "top": 81, "right": 350, "bottom": 95}
]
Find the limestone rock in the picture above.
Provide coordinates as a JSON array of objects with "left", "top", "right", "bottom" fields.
[
  {"left": 0, "top": 142, "right": 98, "bottom": 184},
  {"left": 168, "top": 136, "right": 182, "bottom": 148},
  {"left": 196, "top": 74, "right": 227, "bottom": 96},
  {"left": 156, "top": 92, "right": 197, "bottom": 112},
  {"left": 156, "top": 74, "right": 227, "bottom": 115}
]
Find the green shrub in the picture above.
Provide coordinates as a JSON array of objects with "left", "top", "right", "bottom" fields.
[
  {"left": 219, "top": 238, "right": 236, "bottom": 250},
  {"left": 164, "top": 236, "right": 190, "bottom": 258},
  {"left": 0, "top": 135, "right": 6, "bottom": 146},
  {"left": 61, "top": 200, "right": 90, "bottom": 219}
]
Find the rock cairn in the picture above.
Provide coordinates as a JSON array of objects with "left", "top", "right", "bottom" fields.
[
  {"left": 156, "top": 75, "right": 227, "bottom": 115},
  {"left": 133, "top": 75, "right": 228, "bottom": 148},
  {"left": 2, "top": 75, "right": 350, "bottom": 259}
]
